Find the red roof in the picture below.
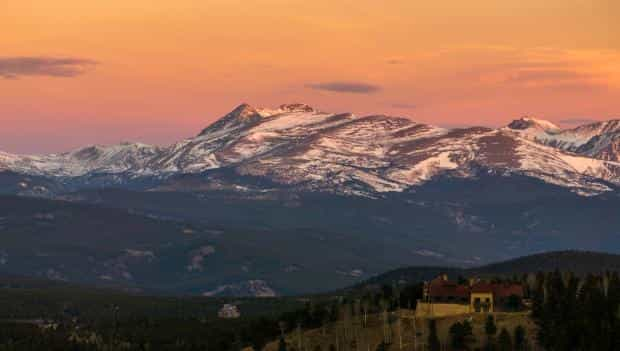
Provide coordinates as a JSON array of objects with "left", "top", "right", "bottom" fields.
[
  {"left": 471, "top": 282, "right": 524, "bottom": 298},
  {"left": 470, "top": 282, "right": 495, "bottom": 293},
  {"left": 428, "top": 278, "right": 469, "bottom": 299},
  {"left": 428, "top": 277, "right": 524, "bottom": 299}
]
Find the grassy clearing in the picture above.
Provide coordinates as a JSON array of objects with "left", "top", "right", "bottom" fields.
[{"left": 264, "top": 310, "right": 536, "bottom": 351}]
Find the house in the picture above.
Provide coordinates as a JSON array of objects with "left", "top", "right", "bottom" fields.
[
  {"left": 470, "top": 282, "right": 495, "bottom": 313},
  {"left": 218, "top": 304, "right": 241, "bottom": 319},
  {"left": 416, "top": 274, "right": 524, "bottom": 317},
  {"left": 425, "top": 274, "right": 470, "bottom": 304}
]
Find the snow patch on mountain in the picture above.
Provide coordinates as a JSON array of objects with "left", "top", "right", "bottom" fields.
[
  {"left": 389, "top": 152, "right": 459, "bottom": 184},
  {"left": 507, "top": 116, "right": 561, "bottom": 132},
  {"left": 2, "top": 104, "right": 620, "bottom": 197},
  {"left": 506, "top": 118, "right": 620, "bottom": 162},
  {"left": 202, "top": 280, "right": 277, "bottom": 297}
]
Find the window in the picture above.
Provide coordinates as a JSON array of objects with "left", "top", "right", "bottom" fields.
[{"left": 474, "top": 298, "right": 481, "bottom": 312}]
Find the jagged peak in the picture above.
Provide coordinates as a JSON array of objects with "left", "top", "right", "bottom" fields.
[
  {"left": 277, "top": 103, "right": 316, "bottom": 113},
  {"left": 197, "top": 103, "right": 323, "bottom": 137},
  {"left": 227, "top": 103, "right": 260, "bottom": 119},
  {"left": 570, "top": 119, "right": 620, "bottom": 134},
  {"left": 69, "top": 142, "right": 154, "bottom": 153},
  {"left": 507, "top": 116, "right": 561, "bottom": 132},
  {"left": 65, "top": 142, "right": 158, "bottom": 161},
  {"left": 198, "top": 103, "right": 263, "bottom": 136}
]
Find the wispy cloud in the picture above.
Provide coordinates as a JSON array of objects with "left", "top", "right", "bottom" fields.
[
  {"left": 506, "top": 69, "right": 590, "bottom": 83},
  {"left": 306, "top": 81, "right": 381, "bottom": 94},
  {"left": 386, "top": 58, "right": 406, "bottom": 65},
  {"left": 417, "top": 47, "right": 620, "bottom": 91},
  {"left": 0, "top": 56, "right": 98, "bottom": 79},
  {"left": 492, "top": 68, "right": 604, "bottom": 91}
]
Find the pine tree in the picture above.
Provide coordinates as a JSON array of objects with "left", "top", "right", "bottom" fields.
[
  {"left": 497, "top": 328, "right": 511, "bottom": 351},
  {"left": 485, "top": 315, "right": 497, "bottom": 336},
  {"left": 428, "top": 319, "right": 440, "bottom": 351},
  {"left": 278, "top": 337, "right": 288, "bottom": 351},
  {"left": 514, "top": 325, "right": 526, "bottom": 351},
  {"left": 375, "top": 342, "right": 388, "bottom": 351},
  {"left": 449, "top": 321, "right": 473, "bottom": 350},
  {"left": 484, "top": 315, "right": 497, "bottom": 351}
]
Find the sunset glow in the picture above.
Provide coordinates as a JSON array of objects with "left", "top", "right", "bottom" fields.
[{"left": 2, "top": 0, "right": 619, "bottom": 154}]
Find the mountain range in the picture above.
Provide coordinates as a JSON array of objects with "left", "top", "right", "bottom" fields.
[
  {"left": 1, "top": 104, "right": 620, "bottom": 296},
  {"left": 2, "top": 103, "right": 620, "bottom": 197}
]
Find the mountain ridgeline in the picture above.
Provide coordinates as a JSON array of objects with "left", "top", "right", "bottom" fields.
[
  {"left": 353, "top": 250, "right": 620, "bottom": 290},
  {"left": 1, "top": 104, "right": 620, "bottom": 296},
  {"left": 1, "top": 103, "right": 620, "bottom": 197}
]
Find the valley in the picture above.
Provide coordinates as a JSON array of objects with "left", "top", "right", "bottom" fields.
[
  {"left": 0, "top": 251, "right": 618, "bottom": 350},
  {"left": 1, "top": 104, "right": 620, "bottom": 349}
]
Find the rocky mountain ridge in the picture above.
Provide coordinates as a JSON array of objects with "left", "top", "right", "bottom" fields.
[{"left": 1, "top": 104, "right": 620, "bottom": 197}]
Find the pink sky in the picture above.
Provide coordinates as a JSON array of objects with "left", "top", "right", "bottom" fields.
[{"left": 1, "top": 0, "right": 619, "bottom": 154}]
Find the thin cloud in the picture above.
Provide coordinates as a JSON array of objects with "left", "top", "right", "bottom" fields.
[
  {"left": 476, "top": 65, "right": 605, "bottom": 91},
  {"left": 0, "top": 56, "right": 98, "bottom": 79},
  {"left": 506, "top": 69, "right": 591, "bottom": 84},
  {"left": 436, "top": 46, "right": 614, "bottom": 91},
  {"left": 386, "top": 58, "right": 406, "bottom": 65},
  {"left": 306, "top": 81, "right": 381, "bottom": 94}
]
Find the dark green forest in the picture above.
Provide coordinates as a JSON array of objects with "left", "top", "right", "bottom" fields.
[
  {"left": 1, "top": 265, "right": 619, "bottom": 350},
  {"left": 531, "top": 271, "right": 620, "bottom": 351}
]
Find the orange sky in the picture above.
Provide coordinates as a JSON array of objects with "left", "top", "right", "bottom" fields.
[{"left": 1, "top": 0, "right": 619, "bottom": 154}]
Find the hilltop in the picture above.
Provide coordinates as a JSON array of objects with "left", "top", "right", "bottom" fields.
[{"left": 354, "top": 250, "right": 620, "bottom": 290}]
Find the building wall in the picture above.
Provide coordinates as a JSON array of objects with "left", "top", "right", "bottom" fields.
[
  {"left": 470, "top": 292, "right": 494, "bottom": 313},
  {"left": 415, "top": 302, "right": 471, "bottom": 318}
]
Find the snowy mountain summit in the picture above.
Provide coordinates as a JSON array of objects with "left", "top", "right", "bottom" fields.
[
  {"left": 507, "top": 116, "right": 562, "bottom": 133},
  {"left": 2, "top": 104, "right": 620, "bottom": 196}
]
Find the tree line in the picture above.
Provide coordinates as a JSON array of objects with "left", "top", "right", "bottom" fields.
[{"left": 1, "top": 271, "right": 619, "bottom": 350}]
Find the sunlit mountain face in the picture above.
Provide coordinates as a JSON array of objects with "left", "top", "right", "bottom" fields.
[
  {"left": 1, "top": 2, "right": 619, "bottom": 350},
  {"left": 1, "top": 104, "right": 620, "bottom": 297},
  {"left": 2, "top": 1, "right": 620, "bottom": 155},
  {"left": 2, "top": 103, "right": 620, "bottom": 197}
]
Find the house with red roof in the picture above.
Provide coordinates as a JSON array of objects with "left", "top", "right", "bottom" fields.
[{"left": 417, "top": 274, "right": 524, "bottom": 316}]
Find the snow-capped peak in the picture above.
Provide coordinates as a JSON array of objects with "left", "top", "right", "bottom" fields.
[
  {"left": 227, "top": 103, "right": 259, "bottom": 119},
  {"left": 2, "top": 103, "right": 620, "bottom": 197},
  {"left": 278, "top": 103, "right": 316, "bottom": 113},
  {"left": 250, "top": 103, "right": 318, "bottom": 118},
  {"left": 197, "top": 103, "right": 264, "bottom": 137},
  {"left": 507, "top": 116, "right": 561, "bottom": 133}
]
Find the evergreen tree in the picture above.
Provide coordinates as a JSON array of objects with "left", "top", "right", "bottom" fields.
[
  {"left": 497, "top": 328, "right": 511, "bottom": 351},
  {"left": 278, "top": 337, "right": 288, "bottom": 351},
  {"left": 428, "top": 319, "right": 440, "bottom": 351},
  {"left": 513, "top": 325, "right": 526, "bottom": 351},
  {"left": 449, "top": 320, "right": 473, "bottom": 350},
  {"left": 529, "top": 270, "right": 620, "bottom": 350},
  {"left": 506, "top": 294, "right": 522, "bottom": 311},
  {"left": 485, "top": 315, "right": 497, "bottom": 336},
  {"left": 484, "top": 315, "right": 497, "bottom": 351},
  {"left": 375, "top": 342, "right": 388, "bottom": 351}
]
